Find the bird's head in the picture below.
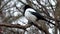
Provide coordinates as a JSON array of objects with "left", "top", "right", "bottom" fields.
[
  {"left": 23, "top": 5, "right": 32, "bottom": 16},
  {"left": 24, "top": 5, "right": 32, "bottom": 11},
  {"left": 23, "top": 5, "right": 36, "bottom": 16}
]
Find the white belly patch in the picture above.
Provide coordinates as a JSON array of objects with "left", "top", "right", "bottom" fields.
[{"left": 25, "top": 11, "right": 37, "bottom": 22}]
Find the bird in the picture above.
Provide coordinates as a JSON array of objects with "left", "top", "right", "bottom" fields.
[{"left": 23, "top": 5, "right": 55, "bottom": 26}]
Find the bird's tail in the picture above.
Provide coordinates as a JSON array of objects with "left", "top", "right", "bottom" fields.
[{"left": 43, "top": 18, "right": 56, "bottom": 26}]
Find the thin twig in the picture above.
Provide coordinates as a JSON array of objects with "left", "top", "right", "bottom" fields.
[{"left": 0, "top": 0, "right": 11, "bottom": 10}]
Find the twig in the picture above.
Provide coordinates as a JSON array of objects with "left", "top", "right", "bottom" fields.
[
  {"left": 0, "top": 0, "right": 11, "bottom": 10},
  {"left": 36, "top": 0, "right": 50, "bottom": 16}
]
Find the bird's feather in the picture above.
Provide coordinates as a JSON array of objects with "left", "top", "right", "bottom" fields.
[{"left": 30, "top": 12, "right": 55, "bottom": 25}]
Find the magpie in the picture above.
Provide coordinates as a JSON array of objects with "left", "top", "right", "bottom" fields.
[{"left": 23, "top": 5, "right": 55, "bottom": 26}]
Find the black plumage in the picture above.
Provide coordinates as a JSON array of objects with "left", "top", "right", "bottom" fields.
[
  {"left": 23, "top": 5, "right": 32, "bottom": 16},
  {"left": 24, "top": 5, "right": 32, "bottom": 11},
  {"left": 30, "top": 11, "right": 55, "bottom": 25},
  {"left": 30, "top": 12, "right": 44, "bottom": 20}
]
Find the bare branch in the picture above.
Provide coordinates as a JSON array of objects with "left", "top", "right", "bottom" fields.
[
  {"left": 48, "top": 0, "right": 55, "bottom": 12},
  {"left": 0, "top": 22, "right": 50, "bottom": 34},
  {"left": 16, "top": 6, "right": 23, "bottom": 14},
  {"left": 0, "top": 0, "right": 11, "bottom": 10},
  {"left": 31, "top": 22, "right": 50, "bottom": 34},
  {"left": 18, "top": 0, "right": 27, "bottom": 5},
  {"left": 36, "top": 0, "right": 50, "bottom": 16},
  {"left": 0, "top": 23, "right": 32, "bottom": 30},
  {"left": 0, "top": 0, "right": 11, "bottom": 15}
]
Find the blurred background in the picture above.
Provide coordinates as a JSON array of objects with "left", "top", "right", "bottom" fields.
[{"left": 0, "top": 0, "right": 60, "bottom": 34}]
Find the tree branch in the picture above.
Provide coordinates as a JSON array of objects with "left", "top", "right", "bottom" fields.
[
  {"left": 36, "top": 0, "right": 50, "bottom": 16},
  {"left": 0, "top": 23, "right": 32, "bottom": 30},
  {"left": 0, "top": 22, "right": 50, "bottom": 34},
  {"left": 31, "top": 22, "right": 50, "bottom": 34},
  {"left": 0, "top": 0, "right": 11, "bottom": 10}
]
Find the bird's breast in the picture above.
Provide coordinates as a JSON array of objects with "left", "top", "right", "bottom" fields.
[{"left": 25, "top": 11, "right": 37, "bottom": 22}]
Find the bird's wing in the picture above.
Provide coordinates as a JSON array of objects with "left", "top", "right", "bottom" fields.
[
  {"left": 30, "top": 12, "right": 44, "bottom": 20},
  {"left": 30, "top": 12, "right": 55, "bottom": 26}
]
